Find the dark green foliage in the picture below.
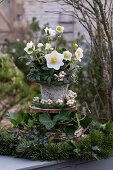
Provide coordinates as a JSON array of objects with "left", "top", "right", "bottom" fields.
[
  {"left": 39, "top": 113, "right": 56, "bottom": 130},
  {"left": 76, "top": 136, "right": 92, "bottom": 160},
  {"left": 74, "top": 48, "right": 108, "bottom": 120},
  {"left": 5, "top": 110, "right": 92, "bottom": 138},
  {"left": 0, "top": 128, "right": 18, "bottom": 155},
  {"left": 15, "top": 140, "right": 73, "bottom": 160},
  {"left": 27, "top": 60, "right": 75, "bottom": 86},
  {"left": 0, "top": 123, "right": 113, "bottom": 161}
]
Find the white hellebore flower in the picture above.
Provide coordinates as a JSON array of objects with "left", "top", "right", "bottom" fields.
[
  {"left": 37, "top": 43, "right": 43, "bottom": 48},
  {"left": 45, "top": 43, "right": 51, "bottom": 50},
  {"left": 56, "top": 26, "right": 64, "bottom": 33},
  {"left": 63, "top": 51, "right": 72, "bottom": 61},
  {"left": 75, "top": 47, "right": 83, "bottom": 62},
  {"left": 45, "top": 50, "right": 64, "bottom": 70},
  {"left": 44, "top": 27, "right": 56, "bottom": 36},
  {"left": 24, "top": 41, "right": 35, "bottom": 54}
]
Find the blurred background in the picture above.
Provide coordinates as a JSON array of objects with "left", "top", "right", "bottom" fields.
[{"left": 0, "top": 0, "right": 110, "bottom": 128}]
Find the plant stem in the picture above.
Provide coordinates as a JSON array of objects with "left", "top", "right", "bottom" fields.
[
  {"left": 76, "top": 113, "right": 80, "bottom": 127},
  {"left": 55, "top": 35, "right": 59, "bottom": 50},
  {"left": 33, "top": 50, "right": 41, "bottom": 64}
]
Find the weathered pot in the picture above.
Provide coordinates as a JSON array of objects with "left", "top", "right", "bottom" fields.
[{"left": 40, "top": 84, "right": 69, "bottom": 104}]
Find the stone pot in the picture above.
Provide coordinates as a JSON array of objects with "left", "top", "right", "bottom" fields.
[{"left": 40, "top": 84, "right": 69, "bottom": 104}]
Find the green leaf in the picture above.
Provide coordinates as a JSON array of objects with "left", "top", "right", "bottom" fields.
[
  {"left": 47, "top": 30, "right": 50, "bottom": 36},
  {"left": 63, "top": 77, "right": 69, "bottom": 84},
  {"left": 105, "top": 121, "right": 113, "bottom": 132},
  {"left": 10, "top": 119, "right": 18, "bottom": 126},
  {"left": 47, "top": 77, "right": 51, "bottom": 86},
  {"left": 64, "top": 125, "right": 78, "bottom": 138},
  {"left": 58, "top": 48, "right": 66, "bottom": 54},
  {"left": 16, "top": 113, "right": 23, "bottom": 124},
  {"left": 4, "top": 112, "right": 18, "bottom": 121},
  {"left": 49, "top": 69, "right": 54, "bottom": 76},
  {"left": 54, "top": 110, "right": 70, "bottom": 122},
  {"left": 73, "top": 41, "right": 77, "bottom": 46},
  {"left": 80, "top": 116, "right": 92, "bottom": 129},
  {"left": 41, "top": 66, "right": 50, "bottom": 70},
  {"left": 28, "top": 119, "right": 34, "bottom": 127},
  {"left": 36, "top": 75, "right": 40, "bottom": 81},
  {"left": 39, "top": 113, "right": 56, "bottom": 130}
]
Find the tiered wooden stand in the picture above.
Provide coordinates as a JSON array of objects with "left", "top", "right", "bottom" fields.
[{"left": 30, "top": 105, "right": 77, "bottom": 114}]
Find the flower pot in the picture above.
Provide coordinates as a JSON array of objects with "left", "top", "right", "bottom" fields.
[{"left": 40, "top": 84, "right": 69, "bottom": 104}]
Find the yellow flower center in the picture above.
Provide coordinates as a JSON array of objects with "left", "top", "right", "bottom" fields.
[
  {"left": 57, "top": 27, "right": 62, "bottom": 32},
  {"left": 64, "top": 53, "right": 69, "bottom": 58},
  {"left": 77, "top": 51, "right": 81, "bottom": 57},
  {"left": 51, "top": 57, "right": 57, "bottom": 64}
]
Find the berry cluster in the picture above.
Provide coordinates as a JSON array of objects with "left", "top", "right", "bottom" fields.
[{"left": 54, "top": 71, "right": 66, "bottom": 81}]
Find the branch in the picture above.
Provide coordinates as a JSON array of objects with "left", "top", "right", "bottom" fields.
[{"left": 0, "top": 0, "right": 4, "bottom": 4}]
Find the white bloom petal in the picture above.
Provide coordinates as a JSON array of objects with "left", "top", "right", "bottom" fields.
[
  {"left": 44, "top": 27, "right": 56, "bottom": 36},
  {"left": 45, "top": 43, "right": 51, "bottom": 50},
  {"left": 56, "top": 26, "right": 64, "bottom": 33},
  {"left": 24, "top": 41, "right": 35, "bottom": 54},
  {"left": 45, "top": 50, "right": 64, "bottom": 70},
  {"left": 37, "top": 43, "right": 43, "bottom": 48},
  {"left": 74, "top": 44, "right": 78, "bottom": 48},
  {"left": 63, "top": 51, "right": 72, "bottom": 61},
  {"left": 75, "top": 47, "right": 83, "bottom": 61}
]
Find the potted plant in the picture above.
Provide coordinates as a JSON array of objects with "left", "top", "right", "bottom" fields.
[{"left": 23, "top": 25, "right": 83, "bottom": 108}]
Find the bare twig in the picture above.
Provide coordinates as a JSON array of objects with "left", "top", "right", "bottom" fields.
[{"left": 0, "top": 0, "right": 4, "bottom": 4}]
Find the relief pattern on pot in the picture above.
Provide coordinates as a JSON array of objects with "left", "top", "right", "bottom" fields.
[{"left": 40, "top": 84, "right": 69, "bottom": 104}]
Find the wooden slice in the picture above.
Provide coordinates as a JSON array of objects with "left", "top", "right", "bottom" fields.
[{"left": 29, "top": 105, "right": 76, "bottom": 114}]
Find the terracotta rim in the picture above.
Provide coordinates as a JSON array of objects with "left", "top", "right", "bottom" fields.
[{"left": 29, "top": 105, "right": 76, "bottom": 114}]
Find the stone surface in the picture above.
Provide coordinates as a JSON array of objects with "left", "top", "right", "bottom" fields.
[
  {"left": 0, "top": 156, "right": 113, "bottom": 170},
  {"left": 40, "top": 84, "right": 69, "bottom": 104}
]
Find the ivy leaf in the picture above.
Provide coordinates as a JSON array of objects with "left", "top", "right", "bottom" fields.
[
  {"left": 39, "top": 113, "right": 56, "bottom": 130},
  {"left": 80, "top": 116, "right": 92, "bottom": 129},
  {"left": 64, "top": 125, "right": 78, "bottom": 138},
  {"left": 54, "top": 110, "right": 70, "bottom": 122},
  {"left": 4, "top": 112, "right": 18, "bottom": 121}
]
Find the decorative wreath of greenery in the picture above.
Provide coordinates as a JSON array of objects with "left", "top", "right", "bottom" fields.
[{"left": 2, "top": 110, "right": 113, "bottom": 161}]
